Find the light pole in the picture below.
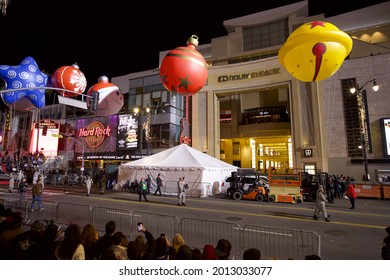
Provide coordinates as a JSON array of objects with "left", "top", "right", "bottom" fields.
[
  {"left": 350, "top": 79, "right": 379, "bottom": 181},
  {"left": 134, "top": 105, "right": 151, "bottom": 156}
]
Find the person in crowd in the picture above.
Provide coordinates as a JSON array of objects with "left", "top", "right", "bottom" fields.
[
  {"left": 146, "top": 174, "right": 152, "bottom": 194},
  {"left": 243, "top": 248, "right": 261, "bottom": 260},
  {"left": 7, "top": 220, "right": 45, "bottom": 259},
  {"left": 133, "top": 179, "right": 139, "bottom": 193},
  {"left": 0, "top": 212, "right": 25, "bottom": 259},
  {"left": 86, "top": 176, "right": 92, "bottom": 196},
  {"left": 202, "top": 244, "right": 218, "bottom": 260},
  {"left": 346, "top": 180, "right": 357, "bottom": 209},
  {"left": 95, "top": 220, "right": 116, "bottom": 259},
  {"left": 8, "top": 172, "right": 15, "bottom": 193},
  {"left": 154, "top": 235, "right": 170, "bottom": 260},
  {"left": 326, "top": 175, "right": 335, "bottom": 204},
  {"left": 0, "top": 204, "right": 6, "bottom": 222},
  {"left": 138, "top": 178, "right": 149, "bottom": 201},
  {"left": 177, "top": 177, "right": 186, "bottom": 206},
  {"left": 0, "top": 207, "right": 13, "bottom": 235},
  {"left": 305, "top": 254, "right": 322, "bottom": 260},
  {"left": 333, "top": 175, "right": 342, "bottom": 199},
  {"left": 133, "top": 223, "right": 155, "bottom": 260},
  {"left": 170, "top": 233, "right": 185, "bottom": 259},
  {"left": 191, "top": 248, "right": 202, "bottom": 260},
  {"left": 339, "top": 175, "right": 347, "bottom": 195},
  {"left": 33, "top": 169, "right": 40, "bottom": 184},
  {"left": 176, "top": 244, "right": 192, "bottom": 260},
  {"left": 127, "top": 241, "right": 144, "bottom": 260},
  {"left": 81, "top": 223, "right": 99, "bottom": 260},
  {"left": 36, "top": 222, "right": 59, "bottom": 260},
  {"left": 214, "top": 239, "right": 232, "bottom": 260},
  {"left": 313, "top": 185, "right": 330, "bottom": 222},
  {"left": 100, "top": 174, "right": 107, "bottom": 194},
  {"left": 30, "top": 178, "right": 44, "bottom": 212},
  {"left": 154, "top": 173, "right": 163, "bottom": 196},
  {"left": 102, "top": 231, "right": 128, "bottom": 260},
  {"left": 381, "top": 226, "right": 390, "bottom": 260},
  {"left": 55, "top": 223, "right": 85, "bottom": 260},
  {"left": 18, "top": 177, "right": 28, "bottom": 204},
  {"left": 101, "top": 245, "right": 127, "bottom": 260}
]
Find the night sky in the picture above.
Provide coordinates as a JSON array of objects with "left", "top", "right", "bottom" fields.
[{"left": 0, "top": 0, "right": 387, "bottom": 85}]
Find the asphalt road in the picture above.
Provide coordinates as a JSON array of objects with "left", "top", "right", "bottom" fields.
[{"left": 2, "top": 185, "right": 389, "bottom": 260}]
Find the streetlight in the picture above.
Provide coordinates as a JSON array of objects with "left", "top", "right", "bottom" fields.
[
  {"left": 350, "top": 78, "right": 379, "bottom": 181},
  {"left": 134, "top": 105, "right": 151, "bottom": 156}
]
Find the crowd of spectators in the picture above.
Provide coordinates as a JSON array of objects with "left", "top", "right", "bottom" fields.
[{"left": 0, "top": 205, "right": 270, "bottom": 260}]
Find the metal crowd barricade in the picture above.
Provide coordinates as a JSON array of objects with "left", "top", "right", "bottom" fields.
[
  {"left": 180, "top": 218, "right": 242, "bottom": 258},
  {"left": 92, "top": 207, "right": 133, "bottom": 236},
  {"left": 57, "top": 202, "right": 92, "bottom": 229},
  {"left": 241, "top": 224, "right": 321, "bottom": 260},
  {"left": 1, "top": 193, "right": 321, "bottom": 259},
  {"left": 2, "top": 192, "right": 26, "bottom": 214},
  {"left": 24, "top": 200, "right": 58, "bottom": 226},
  {"left": 130, "top": 211, "right": 180, "bottom": 240}
]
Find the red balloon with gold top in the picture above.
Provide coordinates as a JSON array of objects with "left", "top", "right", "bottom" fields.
[
  {"left": 87, "top": 76, "right": 123, "bottom": 116},
  {"left": 160, "top": 35, "right": 208, "bottom": 96},
  {"left": 51, "top": 63, "right": 87, "bottom": 97}
]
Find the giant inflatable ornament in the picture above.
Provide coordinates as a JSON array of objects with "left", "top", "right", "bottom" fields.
[
  {"left": 51, "top": 63, "right": 87, "bottom": 97},
  {"left": 0, "top": 56, "right": 48, "bottom": 109},
  {"left": 160, "top": 35, "right": 208, "bottom": 96},
  {"left": 86, "top": 76, "right": 123, "bottom": 116},
  {"left": 278, "top": 21, "right": 353, "bottom": 82}
]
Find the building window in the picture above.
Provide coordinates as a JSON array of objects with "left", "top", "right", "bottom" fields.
[
  {"left": 341, "top": 79, "right": 363, "bottom": 157},
  {"left": 243, "top": 19, "right": 289, "bottom": 51},
  {"left": 233, "top": 142, "right": 241, "bottom": 155}
]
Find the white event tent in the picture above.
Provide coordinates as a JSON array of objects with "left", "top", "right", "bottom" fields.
[{"left": 118, "top": 144, "right": 237, "bottom": 197}]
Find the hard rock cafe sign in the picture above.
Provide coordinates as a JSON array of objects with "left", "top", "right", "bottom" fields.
[{"left": 79, "top": 121, "right": 111, "bottom": 148}]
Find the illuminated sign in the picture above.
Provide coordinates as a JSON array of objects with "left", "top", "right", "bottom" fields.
[
  {"left": 304, "top": 149, "right": 313, "bottom": 157},
  {"left": 3, "top": 111, "right": 10, "bottom": 150},
  {"left": 217, "top": 67, "right": 281, "bottom": 83},
  {"left": 381, "top": 118, "right": 390, "bottom": 157},
  {"left": 36, "top": 119, "right": 59, "bottom": 129},
  {"left": 117, "top": 114, "right": 139, "bottom": 150},
  {"left": 79, "top": 121, "right": 111, "bottom": 148}
]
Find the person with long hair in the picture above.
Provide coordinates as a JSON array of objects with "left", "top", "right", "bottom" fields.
[
  {"left": 55, "top": 224, "right": 85, "bottom": 260},
  {"left": 81, "top": 224, "right": 99, "bottom": 260}
]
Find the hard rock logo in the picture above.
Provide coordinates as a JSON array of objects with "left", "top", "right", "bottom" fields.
[{"left": 79, "top": 121, "right": 111, "bottom": 148}]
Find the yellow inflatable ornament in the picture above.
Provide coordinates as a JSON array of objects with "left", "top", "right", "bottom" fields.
[{"left": 278, "top": 21, "right": 353, "bottom": 82}]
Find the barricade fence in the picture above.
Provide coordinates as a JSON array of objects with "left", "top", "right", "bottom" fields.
[{"left": 0, "top": 194, "right": 320, "bottom": 259}]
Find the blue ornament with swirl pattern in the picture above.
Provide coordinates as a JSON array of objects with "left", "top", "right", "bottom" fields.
[{"left": 0, "top": 56, "right": 48, "bottom": 108}]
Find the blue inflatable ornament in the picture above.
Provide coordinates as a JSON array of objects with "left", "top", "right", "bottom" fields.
[{"left": 0, "top": 56, "right": 48, "bottom": 108}]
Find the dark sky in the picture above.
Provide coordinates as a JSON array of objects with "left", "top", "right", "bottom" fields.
[{"left": 0, "top": 0, "right": 386, "bottom": 85}]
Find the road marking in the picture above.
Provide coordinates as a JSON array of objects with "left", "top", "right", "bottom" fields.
[
  {"left": 82, "top": 195, "right": 389, "bottom": 230},
  {"left": 234, "top": 226, "right": 294, "bottom": 237}
]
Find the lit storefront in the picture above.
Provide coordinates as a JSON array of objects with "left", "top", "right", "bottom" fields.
[{"left": 62, "top": 114, "right": 141, "bottom": 175}]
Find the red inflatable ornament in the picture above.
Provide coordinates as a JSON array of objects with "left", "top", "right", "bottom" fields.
[
  {"left": 160, "top": 35, "right": 208, "bottom": 96},
  {"left": 87, "top": 76, "right": 123, "bottom": 117},
  {"left": 51, "top": 63, "right": 87, "bottom": 97}
]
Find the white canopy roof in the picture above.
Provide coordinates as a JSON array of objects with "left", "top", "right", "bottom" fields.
[{"left": 122, "top": 144, "right": 237, "bottom": 171}]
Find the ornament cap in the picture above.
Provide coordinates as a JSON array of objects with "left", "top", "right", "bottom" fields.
[
  {"left": 187, "top": 35, "right": 199, "bottom": 48},
  {"left": 98, "top": 75, "right": 109, "bottom": 83}
]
